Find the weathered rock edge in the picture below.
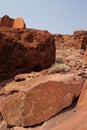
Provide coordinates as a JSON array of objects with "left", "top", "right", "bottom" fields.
[
  {"left": 0, "top": 79, "right": 84, "bottom": 127},
  {"left": 0, "top": 28, "right": 55, "bottom": 80}
]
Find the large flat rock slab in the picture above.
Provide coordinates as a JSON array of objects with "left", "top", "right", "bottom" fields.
[
  {"left": 49, "top": 106, "right": 87, "bottom": 130},
  {"left": 0, "top": 74, "right": 84, "bottom": 127}
]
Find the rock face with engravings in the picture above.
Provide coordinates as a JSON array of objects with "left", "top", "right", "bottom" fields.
[{"left": 0, "top": 15, "right": 87, "bottom": 130}]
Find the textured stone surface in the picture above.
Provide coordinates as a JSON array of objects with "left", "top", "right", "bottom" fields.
[
  {"left": 0, "top": 120, "right": 7, "bottom": 130},
  {"left": 41, "top": 103, "right": 76, "bottom": 130},
  {"left": 0, "top": 20, "right": 87, "bottom": 130},
  {"left": 49, "top": 107, "right": 87, "bottom": 130},
  {"left": 0, "top": 28, "right": 55, "bottom": 80},
  {"left": 0, "top": 15, "right": 26, "bottom": 29},
  {"left": 54, "top": 34, "right": 74, "bottom": 49},
  {"left": 83, "top": 51, "right": 87, "bottom": 63},
  {"left": 73, "top": 30, "right": 87, "bottom": 50},
  {"left": 62, "top": 35, "right": 74, "bottom": 48},
  {"left": 0, "top": 15, "right": 14, "bottom": 28},
  {"left": 0, "top": 73, "right": 75, "bottom": 94},
  {"left": 53, "top": 34, "right": 63, "bottom": 49},
  {"left": 45, "top": 80, "right": 87, "bottom": 130},
  {"left": 77, "top": 79, "right": 87, "bottom": 110},
  {"left": 54, "top": 30, "right": 87, "bottom": 50},
  {"left": 13, "top": 18, "right": 25, "bottom": 29},
  {"left": 11, "top": 126, "right": 27, "bottom": 130},
  {"left": 0, "top": 77, "right": 84, "bottom": 127}
]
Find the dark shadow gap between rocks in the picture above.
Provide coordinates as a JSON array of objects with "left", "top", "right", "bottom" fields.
[
  {"left": 0, "top": 112, "right": 3, "bottom": 121},
  {"left": 33, "top": 65, "right": 42, "bottom": 72}
]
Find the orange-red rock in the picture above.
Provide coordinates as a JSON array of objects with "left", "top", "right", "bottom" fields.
[
  {"left": 54, "top": 34, "right": 74, "bottom": 49},
  {"left": 54, "top": 30, "right": 87, "bottom": 50},
  {"left": 0, "top": 15, "right": 14, "bottom": 28},
  {"left": 73, "top": 30, "right": 87, "bottom": 50},
  {"left": 49, "top": 106, "right": 87, "bottom": 130},
  {"left": 0, "top": 15, "right": 26, "bottom": 29},
  {"left": 0, "top": 28, "right": 55, "bottom": 81},
  {"left": 0, "top": 73, "right": 75, "bottom": 94},
  {"left": 53, "top": 34, "right": 63, "bottom": 49},
  {"left": 0, "top": 76, "right": 84, "bottom": 127},
  {"left": 62, "top": 35, "right": 74, "bottom": 47},
  {"left": 0, "top": 121, "right": 7, "bottom": 130},
  {"left": 83, "top": 51, "right": 87, "bottom": 63},
  {"left": 47, "top": 80, "right": 87, "bottom": 130},
  {"left": 77, "top": 79, "right": 87, "bottom": 110},
  {"left": 13, "top": 17, "right": 26, "bottom": 29},
  {"left": 13, "top": 127, "right": 27, "bottom": 130},
  {"left": 73, "top": 30, "right": 87, "bottom": 36}
]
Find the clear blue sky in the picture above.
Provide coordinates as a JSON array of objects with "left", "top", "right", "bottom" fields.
[{"left": 0, "top": 0, "right": 87, "bottom": 34}]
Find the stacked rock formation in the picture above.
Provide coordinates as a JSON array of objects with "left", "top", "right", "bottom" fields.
[
  {"left": 54, "top": 30, "right": 87, "bottom": 50},
  {"left": 0, "top": 15, "right": 26, "bottom": 28},
  {"left": 0, "top": 27, "right": 55, "bottom": 81}
]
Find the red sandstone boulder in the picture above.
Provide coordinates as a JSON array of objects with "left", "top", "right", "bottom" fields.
[
  {"left": 53, "top": 34, "right": 74, "bottom": 49},
  {"left": 62, "top": 35, "right": 74, "bottom": 47},
  {"left": 73, "top": 30, "right": 87, "bottom": 36},
  {"left": 0, "top": 28, "right": 55, "bottom": 81},
  {"left": 77, "top": 79, "right": 87, "bottom": 110},
  {"left": 47, "top": 80, "right": 87, "bottom": 130},
  {"left": 49, "top": 106, "right": 87, "bottom": 130},
  {"left": 0, "top": 74, "right": 84, "bottom": 127},
  {"left": 0, "top": 15, "right": 14, "bottom": 28},
  {"left": 73, "top": 30, "right": 87, "bottom": 50},
  {"left": 13, "top": 17, "right": 26, "bottom": 29},
  {"left": 54, "top": 30, "right": 87, "bottom": 50},
  {"left": 53, "top": 34, "right": 63, "bottom": 49},
  {"left": 0, "top": 15, "right": 26, "bottom": 29},
  {"left": 0, "top": 73, "right": 75, "bottom": 94}
]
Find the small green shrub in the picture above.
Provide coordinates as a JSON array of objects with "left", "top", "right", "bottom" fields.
[
  {"left": 50, "top": 63, "right": 71, "bottom": 73},
  {"left": 55, "top": 57, "right": 64, "bottom": 64}
]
